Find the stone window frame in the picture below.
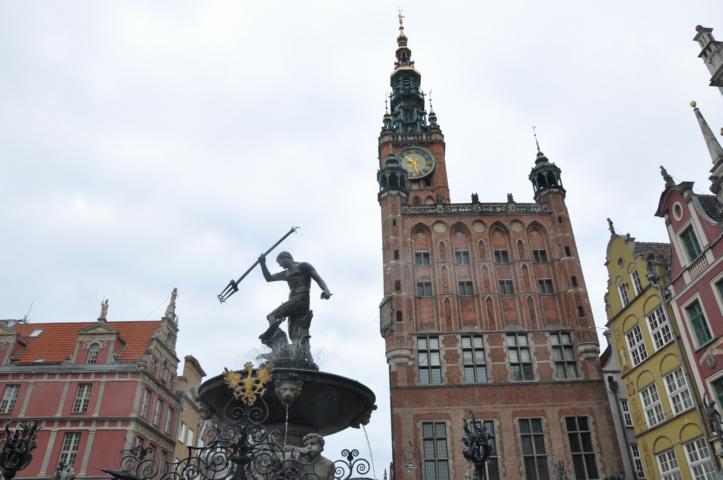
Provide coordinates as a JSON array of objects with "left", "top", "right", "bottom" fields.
[
  {"left": 493, "top": 249, "right": 510, "bottom": 264},
  {"left": 498, "top": 279, "right": 515, "bottom": 295},
  {"left": 549, "top": 331, "right": 578, "bottom": 380},
  {"left": 624, "top": 324, "right": 648, "bottom": 367},
  {"left": 164, "top": 407, "right": 175, "bottom": 434},
  {"left": 415, "top": 251, "right": 431, "bottom": 266},
  {"left": 71, "top": 383, "right": 92, "bottom": 414},
  {"left": 140, "top": 388, "right": 152, "bottom": 418},
  {"left": 416, "top": 281, "right": 433, "bottom": 297},
  {"left": 537, "top": 278, "right": 554, "bottom": 295},
  {"left": 517, "top": 417, "right": 550, "bottom": 480},
  {"left": 454, "top": 249, "right": 471, "bottom": 265},
  {"left": 681, "top": 294, "right": 713, "bottom": 349},
  {"left": 417, "top": 335, "right": 443, "bottom": 385},
  {"left": 709, "top": 271, "right": 723, "bottom": 323},
  {"left": 506, "top": 332, "right": 534, "bottom": 381},
  {"left": 646, "top": 305, "right": 673, "bottom": 351},
  {"left": 655, "top": 448, "right": 682, "bottom": 480},
  {"left": 460, "top": 334, "right": 487, "bottom": 384},
  {"left": 663, "top": 367, "right": 694, "bottom": 416},
  {"left": 152, "top": 397, "right": 164, "bottom": 426},
  {"left": 532, "top": 249, "right": 548, "bottom": 263},
  {"left": 639, "top": 382, "right": 665, "bottom": 428},
  {"left": 564, "top": 415, "right": 600, "bottom": 479},
  {"left": 458, "top": 280, "right": 474, "bottom": 297},
  {"left": 420, "top": 421, "right": 450, "bottom": 480}
]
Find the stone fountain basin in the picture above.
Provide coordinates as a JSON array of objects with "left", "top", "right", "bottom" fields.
[{"left": 199, "top": 367, "right": 376, "bottom": 437}]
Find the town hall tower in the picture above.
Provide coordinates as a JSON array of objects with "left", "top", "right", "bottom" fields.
[{"left": 377, "top": 17, "right": 622, "bottom": 480}]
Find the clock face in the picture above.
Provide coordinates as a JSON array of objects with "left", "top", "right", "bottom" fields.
[{"left": 399, "top": 147, "right": 436, "bottom": 180}]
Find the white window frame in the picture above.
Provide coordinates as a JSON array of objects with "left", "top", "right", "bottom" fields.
[
  {"left": 186, "top": 428, "right": 194, "bottom": 447},
  {"left": 618, "top": 283, "right": 630, "bottom": 307},
  {"left": 59, "top": 432, "right": 82, "bottom": 467},
  {"left": 178, "top": 423, "right": 188, "bottom": 443},
  {"left": 625, "top": 325, "right": 648, "bottom": 367},
  {"left": 164, "top": 407, "right": 174, "bottom": 433},
  {"left": 140, "top": 388, "right": 151, "bottom": 417},
  {"left": 684, "top": 437, "right": 717, "bottom": 480},
  {"left": 630, "top": 444, "right": 645, "bottom": 479},
  {"left": 630, "top": 269, "right": 643, "bottom": 296},
  {"left": 709, "top": 271, "right": 723, "bottom": 324},
  {"left": 0, "top": 384, "right": 21, "bottom": 414},
  {"left": 664, "top": 367, "right": 694, "bottom": 415},
  {"left": 71, "top": 383, "right": 92, "bottom": 414},
  {"left": 620, "top": 398, "right": 633, "bottom": 428},
  {"left": 640, "top": 383, "right": 665, "bottom": 428},
  {"left": 656, "top": 448, "right": 682, "bottom": 480},
  {"left": 87, "top": 344, "right": 100, "bottom": 365},
  {"left": 152, "top": 398, "right": 163, "bottom": 426},
  {"left": 646, "top": 306, "right": 673, "bottom": 351}
]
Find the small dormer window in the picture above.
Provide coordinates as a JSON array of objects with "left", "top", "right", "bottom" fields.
[
  {"left": 87, "top": 344, "right": 100, "bottom": 365},
  {"left": 29, "top": 329, "right": 43, "bottom": 338}
]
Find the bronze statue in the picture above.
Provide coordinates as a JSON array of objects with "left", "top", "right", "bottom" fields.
[{"left": 258, "top": 251, "right": 331, "bottom": 364}]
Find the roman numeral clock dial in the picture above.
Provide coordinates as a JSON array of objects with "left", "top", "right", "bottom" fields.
[{"left": 400, "top": 147, "right": 436, "bottom": 180}]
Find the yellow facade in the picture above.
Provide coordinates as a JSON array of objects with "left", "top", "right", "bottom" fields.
[{"left": 606, "top": 234, "right": 711, "bottom": 480}]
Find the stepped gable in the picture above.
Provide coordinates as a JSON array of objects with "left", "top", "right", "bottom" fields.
[{"left": 12, "top": 320, "right": 161, "bottom": 365}]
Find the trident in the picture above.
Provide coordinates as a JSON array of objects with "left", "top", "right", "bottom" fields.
[{"left": 217, "top": 226, "right": 299, "bottom": 303}]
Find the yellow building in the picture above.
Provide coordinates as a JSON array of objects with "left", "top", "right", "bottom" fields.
[
  {"left": 174, "top": 355, "right": 207, "bottom": 461},
  {"left": 605, "top": 224, "right": 716, "bottom": 480}
]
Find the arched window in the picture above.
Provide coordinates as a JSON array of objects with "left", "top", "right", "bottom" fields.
[
  {"left": 527, "top": 297, "right": 537, "bottom": 329},
  {"left": 161, "top": 360, "right": 169, "bottom": 383},
  {"left": 87, "top": 344, "right": 100, "bottom": 365},
  {"left": 486, "top": 297, "right": 496, "bottom": 329}
]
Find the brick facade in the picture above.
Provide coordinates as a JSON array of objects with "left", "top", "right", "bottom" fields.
[{"left": 377, "top": 19, "right": 622, "bottom": 480}]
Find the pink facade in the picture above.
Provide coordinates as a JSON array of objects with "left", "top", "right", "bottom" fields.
[
  {"left": 0, "top": 315, "right": 181, "bottom": 479},
  {"left": 655, "top": 113, "right": 723, "bottom": 439}
]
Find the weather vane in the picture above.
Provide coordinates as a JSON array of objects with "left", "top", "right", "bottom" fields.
[{"left": 532, "top": 125, "right": 541, "bottom": 153}]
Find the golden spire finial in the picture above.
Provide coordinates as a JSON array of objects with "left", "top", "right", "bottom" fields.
[{"left": 398, "top": 8, "right": 405, "bottom": 28}]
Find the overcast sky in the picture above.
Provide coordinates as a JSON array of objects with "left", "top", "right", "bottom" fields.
[{"left": 1, "top": 1, "right": 722, "bottom": 476}]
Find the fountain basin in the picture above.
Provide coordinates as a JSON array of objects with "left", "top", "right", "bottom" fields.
[{"left": 198, "top": 367, "right": 376, "bottom": 442}]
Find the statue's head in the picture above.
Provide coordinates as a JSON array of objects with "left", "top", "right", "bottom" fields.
[
  {"left": 276, "top": 251, "right": 294, "bottom": 268},
  {"left": 274, "top": 379, "right": 303, "bottom": 406},
  {"left": 302, "top": 433, "right": 324, "bottom": 458}
]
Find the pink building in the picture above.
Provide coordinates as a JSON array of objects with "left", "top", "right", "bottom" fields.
[
  {"left": 655, "top": 103, "right": 723, "bottom": 448},
  {"left": 0, "top": 298, "right": 180, "bottom": 479}
]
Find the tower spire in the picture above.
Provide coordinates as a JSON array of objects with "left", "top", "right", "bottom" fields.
[
  {"left": 394, "top": 9, "right": 414, "bottom": 70},
  {"left": 533, "top": 125, "right": 541, "bottom": 154},
  {"left": 690, "top": 101, "right": 723, "bottom": 165}
]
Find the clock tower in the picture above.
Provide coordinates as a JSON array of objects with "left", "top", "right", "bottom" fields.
[
  {"left": 376, "top": 17, "right": 622, "bottom": 480},
  {"left": 378, "top": 15, "right": 449, "bottom": 206}
]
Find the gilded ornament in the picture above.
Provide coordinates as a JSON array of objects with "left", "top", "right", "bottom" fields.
[{"left": 223, "top": 362, "right": 273, "bottom": 406}]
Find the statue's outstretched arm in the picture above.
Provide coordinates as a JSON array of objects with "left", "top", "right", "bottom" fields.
[{"left": 309, "top": 267, "right": 332, "bottom": 299}]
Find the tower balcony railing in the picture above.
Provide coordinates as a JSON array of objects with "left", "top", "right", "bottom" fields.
[
  {"left": 402, "top": 202, "right": 546, "bottom": 216},
  {"left": 380, "top": 132, "right": 444, "bottom": 144}
]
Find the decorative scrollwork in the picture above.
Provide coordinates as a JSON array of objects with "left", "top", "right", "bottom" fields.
[{"left": 332, "top": 449, "right": 371, "bottom": 480}]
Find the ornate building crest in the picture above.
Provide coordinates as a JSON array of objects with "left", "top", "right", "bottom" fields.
[{"left": 223, "top": 362, "right": 273, "bottom": 406}]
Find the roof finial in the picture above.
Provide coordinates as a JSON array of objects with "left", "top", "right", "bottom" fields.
[
  {"left": 164, "top": 288, "right": 178, "bottom": 321},
  {"left": 429, "top": 89, "right": 434, "bottom": 113},
  {"left": 398, "top": 8, "right": 405, "bottom": 29},
  {"left": 532, "top": 125, "right": 541, "bottom": 153},
  {"left": 98, "top": 299, "right": 108, "bottom": 322},
  {"left": 606, "top": 218, "right": 616, "bottom": 236},
  {"left": 660, "top": 166, "right": 675, "bottom": 188},
  {"left": 384, "top": 97, "right": 389, "bottom": 115}
]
